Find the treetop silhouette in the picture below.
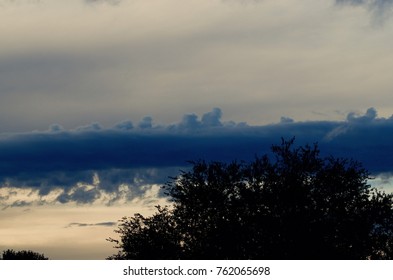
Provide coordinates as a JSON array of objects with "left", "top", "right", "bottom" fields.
[
  {"left": 108, "top": 138, "right": 393, "bottom": 259},
  {"left": 1, "top": 249, "right": 48, "bottom": 260}
]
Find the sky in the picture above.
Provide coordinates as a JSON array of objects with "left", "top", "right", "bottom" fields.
[{"left": 2, "top": 0, "right": 393, "bottom": 259}]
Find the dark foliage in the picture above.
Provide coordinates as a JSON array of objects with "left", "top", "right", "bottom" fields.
[
  {"left": 107, "top": 206, "right": 181, "bottom": 260},
  {"left": 1, "top": 249, "right": 48, "bottom": 260},
  {"left": 108, "top": 138, "right": 393, "bottom": 259}
]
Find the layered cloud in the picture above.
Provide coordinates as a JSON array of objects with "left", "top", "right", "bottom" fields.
[
  {"left": 2, "top": 0, "right": 393, "bottom": 133},
  {"left": 336, "top": 0, "right": 393, "bottom": 8},
  {"left": 1, "top": 107, "right": 393, "bottom": 206}
]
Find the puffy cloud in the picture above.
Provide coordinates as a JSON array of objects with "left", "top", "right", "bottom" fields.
[
  {"left": 178, "top": 114, "right": 201, "bottom": 130},
  {"left": 114, "top": 120, "right": 134, "bottom": 131},
  {"left": 138, "top": 116, "right": 153, "bottom": 129},
  {"left": 76, "top": 122, "right": 103, "bottom": 131},
  {"left": 201, "top": 107, "right": 223, "bottom": 127},
  {"left": 347, "top": 107, "right": 377, "bottom": 123},
  {"left": 172, "top": 108, "right": 241, "bottom": 131}
]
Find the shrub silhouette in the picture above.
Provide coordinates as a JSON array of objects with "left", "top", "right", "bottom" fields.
[
  {"left": 1, "top": 249, "right": 48, "bottom": 260},
  {"left": 108, "top": 138, "right": 393, "bottom": 259}
]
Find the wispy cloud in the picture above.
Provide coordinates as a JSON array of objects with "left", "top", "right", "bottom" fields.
[
  {"left": 336, "top": 0, "right": 393, "bottom": 8},
  {"left": 65, "top": 221, "right": 117, "bottom": 228},
  {"left": 335, "top": 0, "right": 393, "bottom": 18},
  {"left": 0, "top": 182, "right": 165, "bottom": 209}
]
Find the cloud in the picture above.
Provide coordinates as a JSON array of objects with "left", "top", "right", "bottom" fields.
[
  {"left": 171, "top": 107, "right": 229, "bottom": 131},
  {"left": 178, "top": 114, "right": 201, "bottom": 130},
  {"left": 0, "top": 182, "right": 166, "bottom": 208},
  {"left": 57, "top": 184, "right": 101, "bottom": 204},
  {"left": 65, "top": 222, "right": 117, "bottom": 228},
  {"left": 201, "top": 107, "right": 223, "bottom": 127},
  {"left": 1, "top": 108, "right": 393, "bottom": 204},
  {"left": 138, "top": 116, "right": 153, "bottom": 129},
  {"left": 75, "top": 122, "right": 103, "bottom": 131},
  {"left": 280, "top": 116, "right": 294, "bottom": 124},
  {"left": 3, "top": 0, "right": 393, "bottom": 136},
  {"left": 347, "top": 107, "right": 377, "bottom": 123},
  {"left": 114, "top": 120, "right": 134, "bottom": 131},
  {"left": 335, "top": 0, "right": 393, "bottom": 17},
  {"left": 336, "top": 0, "right": 393, "bottom": 7},
  {"left": 10, "top": 200, "right": 32, "bottom": 208}
]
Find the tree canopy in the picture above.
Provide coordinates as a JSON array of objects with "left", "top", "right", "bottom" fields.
[{"left": 108, "top": 138, "right": 393, "bottom": 260}]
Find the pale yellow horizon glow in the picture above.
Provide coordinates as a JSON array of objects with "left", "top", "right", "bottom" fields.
[{"left": 0, "top": 185, "right": 169, "bottom": 259}]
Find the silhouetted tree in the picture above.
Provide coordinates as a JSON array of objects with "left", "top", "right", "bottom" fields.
[
  {"left": 108, "top": 138, "right": 393, "bottom": 259},
  {"left": 107, "top": 206, "right": 181, "bottom": 260},
  {"left": 1, "top": 249, "right": 48, "bottom": 260}
]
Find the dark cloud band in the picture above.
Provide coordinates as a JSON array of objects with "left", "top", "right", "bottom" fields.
[{"left": 1, "top": 108, "right": 393, "bottom": 199}]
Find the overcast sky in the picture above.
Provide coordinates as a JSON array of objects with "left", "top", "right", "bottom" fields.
[
  {"left": 2, "top": 0, "right": 393, "bottom": 132},
  {"left": 2, "top": 0, "right": 393, "bottom": 259}
]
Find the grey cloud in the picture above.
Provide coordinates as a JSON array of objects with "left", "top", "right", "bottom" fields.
[
  {"left": 178, "top": 114, "right": 201, "bottom": 130},
  {"left": 0, "top": 52, "right": 90, "bottom": 95},
  {"left": 280, "top": 116, "right": 294, "bottom": 124},
  {"left": 336, "top": 0, "right": 367, "bottom": 5},
  {"left": 0, "top": 194, "right": 9, "bottom": 202},
  {"left": 4, "top": 170, "right": 96, "bottom": 196},
  {"left": 10, "top": 200, "right": 32, "bottom": 208},
  {"left": 170, "top": 107, "right": 236, "bottom": 131},
  {"left": 66, "top": 222, "right": 117, "bottom": 228},
  {"left": 114, "top": 120, "right": 134, "bottom": 131},
  {"left": 138, "top": 116, "right": 153, "bottom": 129},
  {"left": 201, "top": 107, "right": 223, "bottom": 127},
  {"left": 57, "top": 185, "right": 101, "bottom": 204},
  {"left": 335, "top": 0, "right": 393, "bottom": 16},
  {"left": 336, "top": 0, "right": 393, "bottom": 7},
  {"left": 326, "top": 107, "right": 379, "bottom": 139},
  {"left": 48, "top": 124, "right": 64, "bottom": 133},
  {"left": 347, "top": 107, "right": 377, "bottom": 123},
  {"left": 75, "top": 122, "right": 103, "bottom": 131}
]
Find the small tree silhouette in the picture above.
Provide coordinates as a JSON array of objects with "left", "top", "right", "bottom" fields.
[
  {"left": 108, "top": 138, "right": 393, "bottom": 259},
  {"left": 1, "top": 249, "right": 48, "bottom": 260}
]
